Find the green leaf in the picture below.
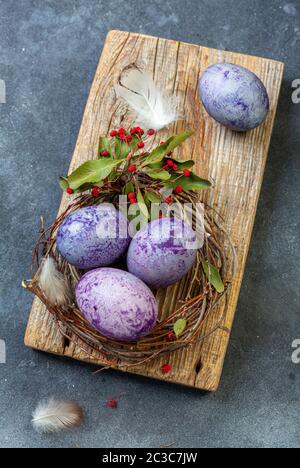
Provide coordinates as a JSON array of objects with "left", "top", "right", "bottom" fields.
[
  {"left": 73, "top": 182, "right": 103, "bottom": 193},
  {"left": 172, "top": 174, "right": 211, "bottom": 190},
  {"left": 68, "top": 159, "right": 122, "bottom": 190},
  {"left": 146, "top": 170, "right": 171, "bottom": 181},
  {"left": 177, "top": 160, "right": 195, "bottom": 170},
  {"left": 165, "top": 130, "right": 194, "bottom": 153},
  {"left": 145, "top": 190, "right": 162, "bottom": 203},
  {"left": 201, "top": 261, "right": 225, "bottom": 293},
  {"left": 59, "top": 176, "right": 69, "bottom": 190},
  {"left": 141, "top": 137, "right": 174, "bottom": 167},
  {"left": 114, "top": 139, "right": 130, "bottom": 159},
  {"left": 148, "top": 161, "right": 164, "bottom": 169},
  {"left": 141, "top": 146, "right": 166, "bottom": 167},
  {"left": 137, "top": 189, "right": 149, "bottom": 219},
  {"left": 98, "top": 137, "right": 112, "bottom": 157},
  {"left": 173, "top": 319, "right": 187, "bottom": 338},
  {"left": 124, "top": 181, "right": 134, "bottom": 195}
]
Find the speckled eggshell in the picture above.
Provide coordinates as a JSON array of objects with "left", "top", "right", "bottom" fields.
[
  {"left": 75, "top": 268, "right": 158, "bottom": 341},
  {"left": 199, "top": 62, "right": 269, "bottom": 131},
  {"left": 56, "top": 204, "right": 130, "bottom": 269},
  {"left": 127, "top": 218, "right": 198, "bottom": 289}
]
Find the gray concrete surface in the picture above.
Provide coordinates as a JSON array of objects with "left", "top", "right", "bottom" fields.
[{"left": 0, "top": 0, "right": 299, "bottom": 448}]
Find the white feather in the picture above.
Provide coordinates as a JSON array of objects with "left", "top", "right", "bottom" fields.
[
  {"left": 38, "top": 256, "right": 70, "bottom": 305},
  {"left": 32, "top": 398, "right": 83, "bottom": 433},
  {"left": 115, "top": 67, "right": 179, "bottom": 130}
]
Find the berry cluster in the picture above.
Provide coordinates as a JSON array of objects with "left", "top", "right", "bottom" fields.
[
  {"left": 109, "top": 126, "right": 156, "bottom": 142},
  {"left": 128, "top": 191, "right": 137, "bottom": 205}
]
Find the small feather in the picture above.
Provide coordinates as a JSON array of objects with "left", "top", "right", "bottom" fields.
[
  {"left": 115, "top": 66, "right": 179, "bottom": 130},
  {"left": 38, "top": 256, "right": 70, "bottom": 305},
  {"left": 32, "top": 399, "right": 83, "bottom": 433}
]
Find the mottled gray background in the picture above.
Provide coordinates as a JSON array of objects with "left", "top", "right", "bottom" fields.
[{"left": 0, "top": 0, "right": 299, "bottom": 448}]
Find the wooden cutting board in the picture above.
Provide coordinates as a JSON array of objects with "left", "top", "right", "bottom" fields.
[{"left": 25, "top": 30, "right": 284, "bottom": 391}]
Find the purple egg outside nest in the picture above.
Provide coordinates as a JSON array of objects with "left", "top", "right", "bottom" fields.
[
  {"left": 199, "top": 62, "right": 269, "bottom": 131},
  {"left": 75, "top": 268, "right": 158, "bottom": 341},
  {"left": 56, "top": 204, "right": 130, "bottom": 269},
  {"left": 127, "top": 217, "right": 198, "bottom": 289}
]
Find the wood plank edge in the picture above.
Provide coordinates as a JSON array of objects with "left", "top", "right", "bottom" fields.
[{"left": 107, "top": 29, "right": 285, "bottom": 67}]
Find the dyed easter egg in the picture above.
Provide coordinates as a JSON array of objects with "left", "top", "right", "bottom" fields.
[
  {"left": 199, "top": 62, "right": 269, "bottom": 131},
  {"left": 127, "top": 217, "right": 198, "bottom": 289},
  {"left": 56, "top": 204, "right": 129, "bottom": 269},
  {"left": 75, "top": 268, "right": 158, "bottom": 341}
]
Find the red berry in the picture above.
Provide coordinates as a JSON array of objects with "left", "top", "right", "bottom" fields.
[
  {"left": 66, "top": 187, "right": 74, "bottom": 195},
  {"left": 165, "top": 196, "right": 172, "bottom": 204},
  {"left": 128, "top": 165, "right": 137, "bottom": 173},
  {"left": 183, "top": 169, "right": 191, "bottom": 177},
  {"left": 130, "top": 127, "right": 137, "bottom": 135},
  {"left": 106, "top": 399, "right": 117, "bottom": 408},
  {"left": 166, "top": 331, "right": 176, "bottom": 342},
  {"left": 175, "top": 185, "right": 183, "bottom": 194},
  {"left": 124, "top": 135, "right": 132, "bottom": 142},
  {"left": 128, "top": 192, "right": 136, "bottom": 200},
  {"left": 173, "top": 164, "right": 178, "bottom": 172},
  {"left": 100, "top": 150, "right": 110, "bottom": 157},
  {"left": 162, "top": 165, "right": 170, "bottom": 171},
  {"left": 130, "top": 198, "right": 137, "bottom": 204},
  {"left": 110, "top": 130, "right": 118, "bottom": 137},
  {"left": 147, "top": 129, "right": 156, "bottom": 136},
  {"left": 91, "top": 186, "right": 101, "bottom": 197},
  {"left": 161, "top": 363, "right": 172, "bottom": 374},
  {"left": 137, "top": 141, "right": 145, "bottom": 149},
  {"left": 167, "top": 159, "right": 174, "bottom": 167},
  {"left": 118, "top": 127, "right": 125, "bottom": 134},
  {"left": 137, "top": 127, "right": 144, "bottom": 135}
]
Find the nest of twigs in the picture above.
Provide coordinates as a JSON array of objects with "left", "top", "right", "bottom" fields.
[{"left": 25, "top": 190, "right": 236, "bottom": 369}]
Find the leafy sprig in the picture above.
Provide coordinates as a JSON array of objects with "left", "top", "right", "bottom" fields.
[{"left": 60, "top": 127, "right": 211, "bottom": 204}]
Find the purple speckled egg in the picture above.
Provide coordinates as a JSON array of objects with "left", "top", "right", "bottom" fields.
[
  {"left": 75, "top": 268, "right": 158, "bottom": 341},
  {"left": 56, "top": 204, "right": 130, "bottom": 269},
  {"left": 127, "top": 218, "right": 198, "bottom": 289},
  {"left": 199, "top": 62, "right": 269, "bottom": 131}
]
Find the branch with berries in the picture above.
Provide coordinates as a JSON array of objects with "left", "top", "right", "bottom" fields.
[{"left": 59, "top": 127, "right": 211, "bottom": 216}]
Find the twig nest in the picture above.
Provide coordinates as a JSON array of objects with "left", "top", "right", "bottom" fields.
[
  {"left": 75, "top": 268, "right": 158, "bottom": 341},
  {"left": 56, "top": 204, "right": 129, "bottom": 269},
  {"left": 127, "top": 217, "right": 199, "bottom": 288},
  {"left": 199, "top": 63, "right": 269, "bottom": 131}
]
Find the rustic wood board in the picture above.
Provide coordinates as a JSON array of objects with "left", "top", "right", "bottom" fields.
[{"left": 25, "top": 30, "right": 284, "bottom": 391}]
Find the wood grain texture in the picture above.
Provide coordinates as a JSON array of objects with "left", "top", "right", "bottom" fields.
[{"left": 24, "top": 30, "right": 284, "bottom": 391}]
